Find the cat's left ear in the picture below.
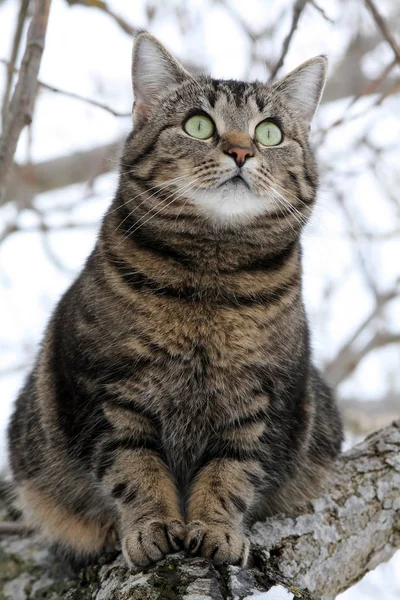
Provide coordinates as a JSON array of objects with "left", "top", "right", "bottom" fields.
[
  {"left": 132, "top": 32, "right": 191, "bottom": 125},
  {"left": 274, "top": 56, "right": 327, "bottom": 126}
]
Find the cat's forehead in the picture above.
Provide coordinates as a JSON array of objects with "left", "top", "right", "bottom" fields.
[{"left": 175, "top": 78, "right": 278, "bottom": 130}]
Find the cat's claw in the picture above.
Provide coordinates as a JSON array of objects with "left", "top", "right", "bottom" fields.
[
  {"left": 185, "top": 520, "right": 250, "bottom": 567},
  {"left": 122, "top": 518, "right": 185, "bottom": 568}
]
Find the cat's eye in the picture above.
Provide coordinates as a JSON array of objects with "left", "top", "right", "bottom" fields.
[
  {"left": 184, "top": 114, "right": 215, "bottom": 140},
  {"left": 255, "top": 121, "right": 282, "bottom": 146}
]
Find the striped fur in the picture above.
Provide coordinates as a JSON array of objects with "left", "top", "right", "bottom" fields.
[{"left": 8, "top": 33, "right": 342, "bottom": 569}]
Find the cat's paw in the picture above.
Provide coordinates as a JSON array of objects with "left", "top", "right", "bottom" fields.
[
  {"left": 185, "top": 520, "right": 250, "bottom": 566},
  {"left": 122, "top": 518, "right": 185, "bottom": 568}
]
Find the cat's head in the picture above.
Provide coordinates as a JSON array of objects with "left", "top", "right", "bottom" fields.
[{"left": 122, "top": 33, "right": 326, "bottom": 229}]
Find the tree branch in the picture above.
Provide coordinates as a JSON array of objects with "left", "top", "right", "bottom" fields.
[
  {"left": 0, "top": 58, "right": 131, "bottom": 117},
  {"left": 65, "top": 0, "right": 137, "bottom": 36},
  {"left": 2, "top": 138, "right": 122, "bottom": 209},
  {"left": 339, "top": 395, "right": 400, "bottom": 436},
  {"left": 269, "top": 0, "right": 308, "bottom": 80},
  {"left": 1, "top": 0, "right": 30, "bottom": 127},
  {"left": 0, "top": 0, "right": 52, "bottom": 203},
  {"left": 1, "top": 420, "right": 399, "bottom": 599},
  {"left": 324, "top": 286, "right": 400, "bottom": 387},
  {"left": 364, "top": 0, "right": 400, "bottom": 64},
  {"left": 250, "top": 418, "right": 400, "bottom": 599}
]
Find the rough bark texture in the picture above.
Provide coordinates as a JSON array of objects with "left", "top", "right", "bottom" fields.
[
  {"left": 250, "top": 419, "right": 400, "bottom": 598},
  {"left": 0, "top": 0, "right": 52, "bottom": 202},
  {"left": 1, "top": 420, "right": 399, "bottom": 600}
]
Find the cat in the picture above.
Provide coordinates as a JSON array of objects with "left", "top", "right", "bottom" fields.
[{"left": 8, "top": 32, "right": 342, "bottom": 570}]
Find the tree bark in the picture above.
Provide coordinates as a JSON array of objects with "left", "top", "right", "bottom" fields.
[
  {"left": 1, "top": 419, "right": 399, "bottom": 599},
  {"left": 0, "top": 0, "right": 52, "bottom": 202}
]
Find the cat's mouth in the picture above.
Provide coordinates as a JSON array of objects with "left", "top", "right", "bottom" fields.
[{"left": 219, "top": 174, "right": 250, "bottom": 190}]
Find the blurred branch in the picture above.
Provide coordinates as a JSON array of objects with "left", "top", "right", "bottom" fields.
[
  {"left": 340, "top": 395, "right": 400, "bottom": 436},
  {"left": 0, "top": 218, "right": 98, "bottom": 248},
  {"left": 0, "top": 0, "right": 52, "bottom": 203},
  {"left": 322, "top": 31, "right": 396, "bottom": 103},
  {"left": 37, "top": 80, "right": 131, "bottom": 117},
  {"left": 65, "top": 0, "right": 137, "bottom": 36},
  {"left": 365, "top": 0, "right": 400, "bottom": 64},
  {"left": 321, "top": 58, "right": 397, "bottom": 137},
  {"left": 0, "top": 522, "right": 33, "bottom": 534},
  {"left": 327, "top": 331, "right": 400, "bottom": 388},
  {"left": 0, "top": 58, "right": 131, "bottom": 117},
  {"left": 0, "top": 362, "right": 29, "bottom": 376},
  {"left": 308, "top": 0, "right": 334, "bottom": 24},
  {"left": 325, "top": 285, "right": 400, "bottom": 387},
  {"left": 270, "top": 0, "right": 308, "bottom": 80},
  {"left": 2, "top": 138, "right": 122, "bottom": 209},
  {"left": 335, "top": 192, "right": 378, "bottom": 298},
  {"left": 1, "top": 0, "right": 30, "bottom": 127}
]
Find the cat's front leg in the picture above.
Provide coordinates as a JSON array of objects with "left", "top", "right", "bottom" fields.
[
  {"left": 94, "top": 433, "right": 185, "bottom": 567},
  {"left": 186, "top": 458, "right": 264, "bottom": 566}
]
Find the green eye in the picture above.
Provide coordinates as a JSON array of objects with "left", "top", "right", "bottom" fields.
[
  {"left": 255, "top": 121, "right": 282, "bottom": 146},
  {"left": 184, "top": 114, "right": 215, "bottom": 140}
]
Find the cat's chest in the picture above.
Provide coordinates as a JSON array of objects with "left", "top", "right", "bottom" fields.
[
  {"left": 122, "top": 300, "right": 274, "bottom": 419},
  {"left": 136, "top": 300, "right": 269, "bottom": 366},
  {"left": 152, "top": 322, "right": 270, "bottom": 465},
  {"left": 115, "top": 304, "right": 274, "bottom": 484}
]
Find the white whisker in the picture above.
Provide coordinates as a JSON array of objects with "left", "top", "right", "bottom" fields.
[
  {"left": 123, "top": 183, "right": 199, "bottom": 240},
  {"left": 117, "top": 178, "right": 201, "bottom": 244},
  {"left": 109, "top": 174, "right": 189, "bottom": 216},
  {"left": 111, "top": 175, "right": 190, "bottom": 234}
]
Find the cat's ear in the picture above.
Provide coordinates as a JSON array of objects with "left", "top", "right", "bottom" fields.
[
  {"left": 132, "top": 32, "right": 191, "bottom": 124},
  {"left": 274, "top": 56, "right": 327, "bottom": 125}
]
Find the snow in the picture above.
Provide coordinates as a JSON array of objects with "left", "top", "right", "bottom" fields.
[{"left": 244, "top": 586, "right": 294, "bottom": 599}]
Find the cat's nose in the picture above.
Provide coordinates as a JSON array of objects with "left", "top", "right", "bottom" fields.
[{"left": 225, "top": 145, "right": 254, "bottom": 168}]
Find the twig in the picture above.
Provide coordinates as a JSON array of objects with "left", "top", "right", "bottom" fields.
[
  {"left": 0, "top": 58, "right": 131, "bottom": 117},
  {"left": 0, "top": 0, "right": 52, "bottom": 203},
  {"left": 326, "top": 331, "right": 400, "bottom": 387},
  {"left": 1, "top": 0, "right": 31, "bottom": 127},
  {"left": 340, "top": 78, "right": 400, "bottom": 125},
  {"left": 308, "top": 0, "right": 334, "bottom": 24},
  {"left": 0, "top": 220, "right": 99, "bottom": 245},
  {"left": 324, "top": 286, "right": 400, "bottom": 387},
  {"left": 327, "top": 58, "right": 396, "bottom": 131},
  {"left": 0, "top": 362, "right": 29, "bottom": 376},
  {"left": 38, "top": 79, "right": 131, "bottom": 117},
  {"left": 0, "top": 221, "right": 18, "bottom": 244},
  {"left": 215, "top": 0, "right": 258, "bottom": 41},
  {"left": 336, "top": 192, "right": 379, "bottom": 299},
  {"left": 364, "top": 0, "right": 400, "bottom": 64},
  {"left": 269, "top": 0, "right": 308, "bottom": 80},
  {"left": 65, "top": 0, "right": 137, "bottom": 36},
  {"left": 0, "top": 521, "right": 34, "bottom": 535},
  {"left": 316, "top": 62, "right": 399, "bottom": 146}
]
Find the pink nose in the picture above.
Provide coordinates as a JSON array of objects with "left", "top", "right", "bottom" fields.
[{"left": 225, "top": 145, "right": 254, "bottom": 167}]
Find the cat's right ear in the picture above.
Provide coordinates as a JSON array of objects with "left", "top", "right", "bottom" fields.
[{"left": 132, "top": 32, "right": 191, "bottom": 125}]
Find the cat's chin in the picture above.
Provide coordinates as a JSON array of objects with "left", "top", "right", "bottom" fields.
[{"left": 189, "top": 185, "right": 273, "bottom": 225}]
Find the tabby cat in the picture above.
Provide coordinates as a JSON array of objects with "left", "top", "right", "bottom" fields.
[{"left": 8, "top": 33, "right": 342, "bottom": 569}]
